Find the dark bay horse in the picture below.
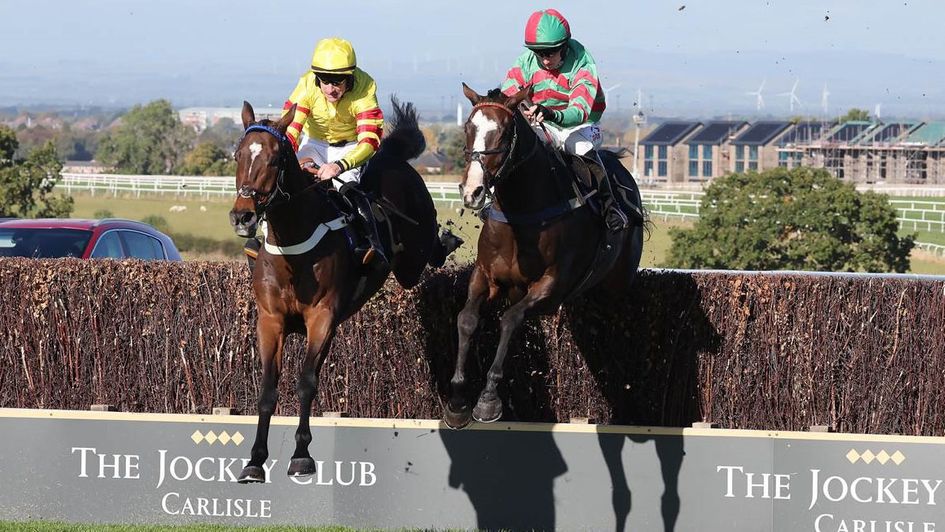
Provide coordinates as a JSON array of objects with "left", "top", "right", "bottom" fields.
[
  {"left": 443, "top": 84, "right": 646, "bottom": 428},
  {"left": 230, "top": 99, "right": 453, "bottom": 482}
]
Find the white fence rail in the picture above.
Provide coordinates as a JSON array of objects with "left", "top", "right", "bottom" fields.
[
  {"left": 915, "top": 242, "right": 945, "bottom": 258},
  {"left": 58, "top": 174, "right": 945, "bottom": 234},
  {"left": 60, "top": 173, "right": 232, "bottom": 199}
]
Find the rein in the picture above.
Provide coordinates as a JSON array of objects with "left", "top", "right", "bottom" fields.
[{"left": 463, "top": 102, "right": 539, "bottom": 187}]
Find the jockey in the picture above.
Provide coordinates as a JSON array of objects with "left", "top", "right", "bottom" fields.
[
  {"left": 283, "top": 37, "right": 387, "bottom": 265},
  {"left": 501, "top": 9, "right": 631, "bottom": 233}
]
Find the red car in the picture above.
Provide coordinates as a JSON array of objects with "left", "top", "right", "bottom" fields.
[{"left": 0, "top": 218, "right": 182, "bottom": 260}]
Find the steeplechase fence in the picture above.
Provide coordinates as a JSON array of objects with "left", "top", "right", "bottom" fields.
[{"left": 2, "top": 259, "right": 944, "bottom": 436}]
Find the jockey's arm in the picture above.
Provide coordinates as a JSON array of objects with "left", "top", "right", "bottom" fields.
[
  {"left": 336, "top": 88, "right": 384, "bottom": 173},
  {"left": 283, "top": 75, "right": 315, "bottom": 152}
]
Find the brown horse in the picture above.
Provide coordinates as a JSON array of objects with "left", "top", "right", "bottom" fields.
[
  {"left": 230, "top": 99, "right": 455, "bottom": 482},
  {"left": 443, "top": 84, "right": 646, "bottom": 428}
]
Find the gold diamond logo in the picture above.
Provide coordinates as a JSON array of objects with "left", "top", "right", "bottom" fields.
[
  {"left": 846, "top": 449, "right": 861, "bottom": 463},
  {"left": 218, "top": 431, "right": 231, "bottom": 445},
  {"left": 231, "top": 432, "right": 245, "bottom": 446},
  {"left": 191, "top": 430, "right": 204, "bottom": 444},
  {"left": 204, "top": 430, "right": 218, "bottom": 445},
  {"left": 891, "top": 451, "right": 905, "bottom": 465},
  {"left": 876, "top": 450, "right": 891, "bottom": 465},
  {"left": 861, "top": 450, "right": 876, "bottom": 464}
]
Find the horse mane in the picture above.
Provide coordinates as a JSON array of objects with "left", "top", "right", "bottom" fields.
[
  {"left": 376, "top": 96, "right": 425, "bottom": 162},
  {"left": 482, "top": 88, "right": 508, "bottom": 104}
]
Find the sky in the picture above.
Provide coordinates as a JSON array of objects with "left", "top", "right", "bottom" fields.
[{"left": 2, "top": 0, "right": 944, "bottom": 118}]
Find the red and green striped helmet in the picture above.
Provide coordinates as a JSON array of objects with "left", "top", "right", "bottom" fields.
[{"left": 524, "top": 9, "right": 571, "bottom": 50}]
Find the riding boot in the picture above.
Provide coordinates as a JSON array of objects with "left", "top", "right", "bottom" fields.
[
  {"left": 353, "top": 195, "right": 389, "bottom": 268},
  {"left": 585, "top": 151, "right": 645, "bottom": 231},
  {"left": 584, "top": 154, "right": 629, "bottom": 233}
]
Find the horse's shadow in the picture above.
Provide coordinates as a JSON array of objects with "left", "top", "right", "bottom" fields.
[
  {"left": 566, "top": 270, "right": 719, "bottom": 532},
  {"left": 416, "top": 267, "right": 567, "bottom": 531}
]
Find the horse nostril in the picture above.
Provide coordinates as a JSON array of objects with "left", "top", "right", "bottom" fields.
[{"left": 240, "top": 212, "right": 257, "bottom": 226}]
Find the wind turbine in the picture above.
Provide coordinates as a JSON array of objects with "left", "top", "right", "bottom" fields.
[
  {"left": 746, "top": 79, "right": 766, "bottom": 111},
  {"left": 778, "top": 79, "right": 802, "bottom": 113},
  {"left": 821, "top": 84, "right": 830, "bottom": 115}
]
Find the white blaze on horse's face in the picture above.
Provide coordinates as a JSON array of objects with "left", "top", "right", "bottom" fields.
[
  {"left": 248, "top": 142, "right": 263, "bottom": 174},
  {"left": 463, "top": 110, "right": 498, "bottom": 203}
]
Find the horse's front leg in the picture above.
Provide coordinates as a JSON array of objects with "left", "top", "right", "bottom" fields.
[
  {"left": 238, "top": 313, "right": 285, "bottom": 483},
  {"left": 473, "top": 276, "right": 558, "bottom": 423},
  {"left": 287, "top": 301, "right": 337, "bottom": 477},
  {"left": 444, "top": 265, "right": 489, "bottom": 429}
]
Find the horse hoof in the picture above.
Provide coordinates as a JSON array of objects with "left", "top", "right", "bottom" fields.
[
  {"left": 472, "top": 397, "right": 503, "bottom": 424},
  {"left": 443, "top": 405, "right": 472, "bottom": 430},
  {"left": 287, "top": 457, "right": 317, "bottom": 477},
  {"left": 237, "top": 465, "right": 266, "bottom": 484}
]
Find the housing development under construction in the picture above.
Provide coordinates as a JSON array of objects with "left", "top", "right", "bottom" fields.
[{"left": 636, "top": 119, "right": 945, "bottom": 185}]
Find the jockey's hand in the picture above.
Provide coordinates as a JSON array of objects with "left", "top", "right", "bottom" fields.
[
  {"left": 316, "top": 162, "right": 343, "bottom": 181},
  {"left": 525, "top": 104, "right": 555, "bottom": 124},
  {"left": 299, "top": 158, "right": 319, "bottom": 176}
]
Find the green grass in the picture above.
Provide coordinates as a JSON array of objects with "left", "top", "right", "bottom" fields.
[
  {"left": 66, "top": 192, "right": 945, "bottom": 274},
  {"left": 70, "top": 193, "right": 239, "bottom": 243}
]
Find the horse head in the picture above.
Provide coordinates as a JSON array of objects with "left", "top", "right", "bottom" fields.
[
  {"left": 229, "top": 101, "right": 297, "bottom": 237},
  {"left": 459, "top": 83, "right": 533, "bottom": 210}
]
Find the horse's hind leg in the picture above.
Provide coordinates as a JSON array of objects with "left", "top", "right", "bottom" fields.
[
  {"left": 473, "top": 277, "right": 559, "bottom": 423},
  {"left": 444, "top": 266, "right": 488, "bottom": 429},
  {"left": 238, "top": 315, "right": 285, "bottom": 483},
  {"left": 288, "top": 302, "right": 337, "bottom": 477}
]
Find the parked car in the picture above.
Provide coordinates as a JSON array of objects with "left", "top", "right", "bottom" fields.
[{"left": 0, "top": 218, "right": 182, "bottom": 260}]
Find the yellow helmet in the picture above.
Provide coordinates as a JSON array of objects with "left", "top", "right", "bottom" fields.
[{"left": 310, "top": 37, "right": 357, "bottom": 75}]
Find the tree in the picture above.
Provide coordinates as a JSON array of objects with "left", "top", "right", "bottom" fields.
[
  {"left": 666, "top": 167, "right": 914, "bottom": 272},
  {"left": 840, "top": 108, "right": 871, "bottom": 122},
  {"left": 0, "top": 125, "right": 16, "bottom": 164},
  {"left": 178, "top": 142, "right": 236, "bottom": 176},
  {"left": 439, "top": 126, "right": 467, "bottom": 172},
  {"left": 96, "top": 100, "right": 194, "bottom": 174},
  {"left": 0, "top": 127, "right": 74, "bottom": 218}
]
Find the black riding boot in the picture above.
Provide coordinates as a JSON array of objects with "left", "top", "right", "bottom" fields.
[
  {"left": 594, "top": 168, "right": 631, "bottom": 233},
  {"left": 353, "top": 195, "right": 389, "bottom": 267}
]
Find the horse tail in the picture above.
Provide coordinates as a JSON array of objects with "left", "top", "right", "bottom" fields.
[{"left": 377, "top": 96, "right": 425, "bottom": 162}]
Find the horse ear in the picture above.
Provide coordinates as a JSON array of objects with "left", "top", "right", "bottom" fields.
[
  {"left": 241, "top": 101, "right": 256, "bottom": 129},
  {"left": 462, "top": 82, "right": 481, "bottom": 105},
  {"left": 506, "top": 84, "right": 533, "bottom": 110},
  {"left": 275, "top": 104, "right": 296, "bottom": 133}
]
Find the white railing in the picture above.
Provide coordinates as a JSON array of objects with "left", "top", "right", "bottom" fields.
[
  {"left": 60, "top": 173, "right": 232, "bottom": 199},
  {"left": 57, "top": 174, "right": 945, "bottom": 232},
  {"left": 915, "top": 241, "right": 945, "bottom": 258}
]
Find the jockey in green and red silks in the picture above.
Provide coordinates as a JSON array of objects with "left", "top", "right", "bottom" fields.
[{"left": 501, "top": 8, "right": 606, "bottom": 157}]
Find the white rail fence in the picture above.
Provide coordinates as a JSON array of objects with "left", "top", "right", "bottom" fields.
[{"left": 58, "top": 174, "right": 945, "bottom": 237}]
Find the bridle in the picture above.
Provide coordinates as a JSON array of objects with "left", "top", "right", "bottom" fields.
[
  {"left": 463, "top": 102, "right": 538, "bottom": 188},
  {"left": 236, "top": 124, "right": 294, "bottom": 215}
]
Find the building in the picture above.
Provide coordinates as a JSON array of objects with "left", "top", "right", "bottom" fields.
[
  {"left": 638, "top": 121, "right": 702, "bottom": 183},
  {"left": 684, "top": 121, "right": 748, "bottom": 181},
  {"left": 178, "top": 107, "right": 282, "bottom": 132},
  {"left": 731, "top": 121, "right": 792, "bottom": 173},
  {"left": 633, "top": 117, "right": 945, "bottom": 186}
]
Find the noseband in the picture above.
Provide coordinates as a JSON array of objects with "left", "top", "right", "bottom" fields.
[
  {"left": 236, "top": 124, "right": 294, "bottom": 215},
  {"left": 464, "top": 102, "right": 537, "bottom": 187}
]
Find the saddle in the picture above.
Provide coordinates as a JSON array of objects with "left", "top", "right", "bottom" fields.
[{"left": 557, "top": 149, "right": 645, "bottom": 226}]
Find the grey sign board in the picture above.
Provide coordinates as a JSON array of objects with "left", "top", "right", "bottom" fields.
[{"left": 1, "top": 408, "right": 944, "bottom": 531}]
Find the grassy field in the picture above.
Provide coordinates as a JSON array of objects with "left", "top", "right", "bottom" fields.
[{"left": 67, "top": 192, "right": 945, "bottom": 274}]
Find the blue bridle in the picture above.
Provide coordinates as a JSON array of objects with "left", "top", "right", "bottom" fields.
[{"left": 236, "top": 124, "right": 294, "bottom": 214}]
